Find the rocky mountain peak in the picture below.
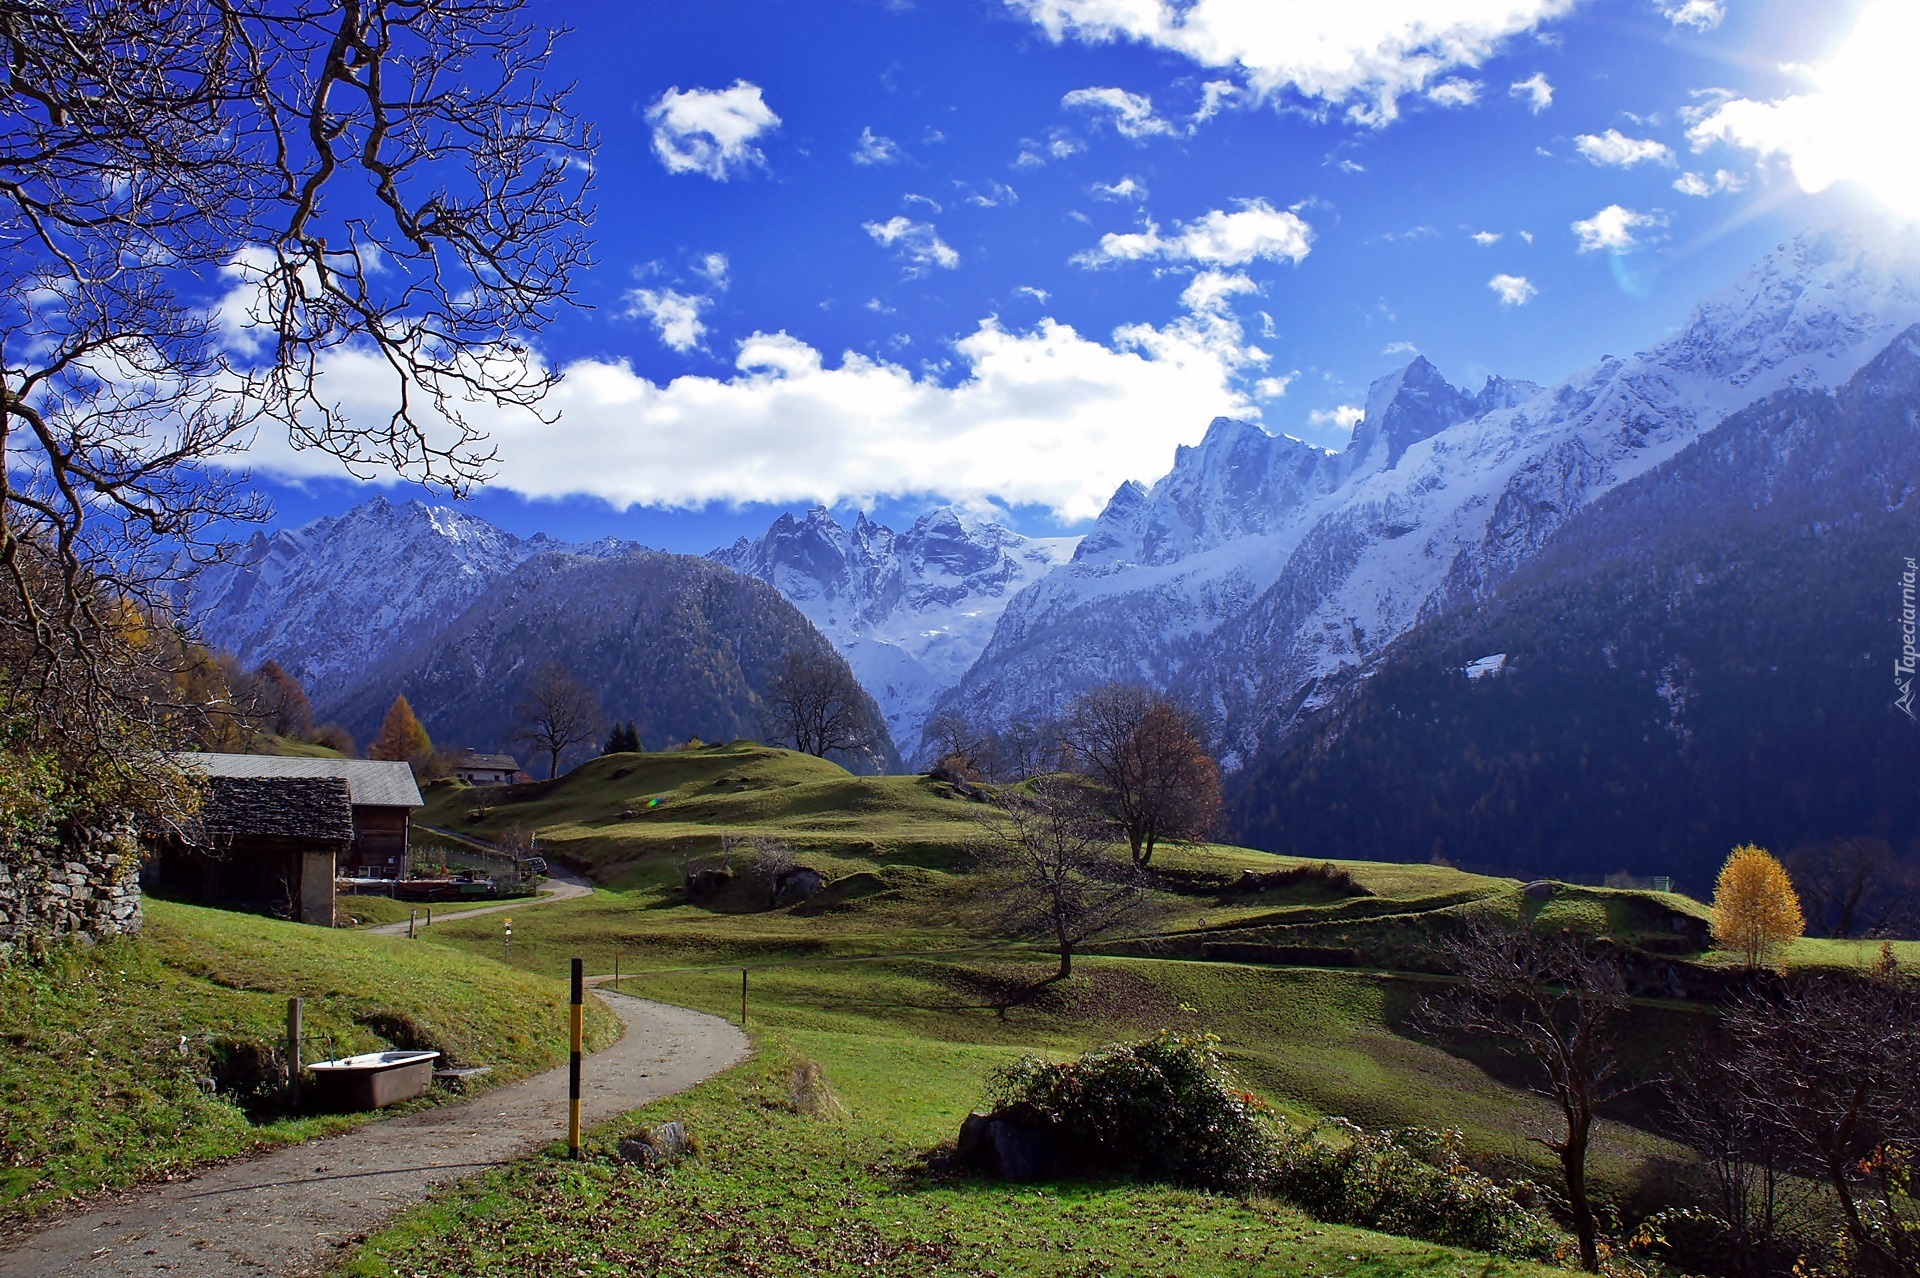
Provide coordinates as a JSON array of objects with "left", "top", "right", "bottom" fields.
[{"left": 1346, "top": 356, "right": 1478, "bottom": 476}]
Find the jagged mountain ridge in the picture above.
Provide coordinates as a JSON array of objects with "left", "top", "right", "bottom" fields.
[
  {"left": 187, "top": 495, "right": 642, "bottom": 714},
  {"left": 710, "top": 505, "right": 1076, "bottom": 761},
  {"left": 1224, "top": 323, "right": 1920, "bottom": 883},
  {"left": 936, "top": 226, "right": 1920, "bottom": 763}
]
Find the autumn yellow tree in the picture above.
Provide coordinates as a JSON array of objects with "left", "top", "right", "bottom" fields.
[
  {"left": 1711, "top": 844, "right": 1806, "bottom": 969},
  {"left": 367, "top": 696, "right": 433, "bottom": 773}
]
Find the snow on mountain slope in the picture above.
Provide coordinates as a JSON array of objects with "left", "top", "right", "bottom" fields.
[
  {"left": 186, "top": 496, "right": 627, "bottom": 715},
  {"left": 711, "top": 505, "right": 1076, "bottom": 761},
  {"left": 941, "top": 226, "right": 1920, "bottom": 761}
]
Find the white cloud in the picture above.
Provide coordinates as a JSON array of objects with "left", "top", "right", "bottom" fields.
[
  {"left": 903, "top": 193, "right": 944, "bottom": 212},
  {"left": 1196, "top": 79, "right": 1240, "bottom": 122},
  {"left": 1093, "top": 176, "right": 1149, "bottom": 202},
  {"left": 1079, "top": 199, "right": 1313, "bottom": 268},
  {"left": 1471, "top": 230, "right": 1502, "bottom": 245},
  {"left": 853, "top": 126, "right": 904, "bottom": 166},
  {"left": 864, "top": 217, "right": 960, "bottom": 273},
  {"left": 1382, "top": 340, "right": 1419, "bottom": 355},
  {"left": 1574, "top": 129, "right": 1675, "bottom": 168},
  {"left": 1426, "top": 78, "right": 1481, "bottom": 108},
  {"left": 1663, "top": 0, "right": 1723, "bottom": 30},
  {"left": 1014, "top": 285, "right": 1051, "bottom": 303},
  {"left": 238, "top": 306, "right": 1269, "bottom": 522},
  {"left": 1488, "top": 273, "right": 1537, "bottom": 305},
  {"left": 1571, "top": 204, "right": 1663, "bottom": 253},
  {"left": 1510, "top": 72, "right": 1553, "bottom": 113},
  {"left": 1180, "top": 269, "right": 1259, "bottom": 314},
  {"left": 961, "top": 180, "right": 1019, "bottom": 207},
  {"left": 694, "top": 253, "right": 730, "bottom": 289},
  {"left": 1683, "top": 0, "right": 1920, "bottom": 219},
  {"left": 1012, "top": 0, "right": 1576, "bottom": 126},
  {"left": 1672, "top": 168, "right": 1746, "bottom": 197},
  {"left": 624, "top": 289, "right": 712, "bottom": 352},
  {"left": 1309, "top": 404, "right": 1365, "bottom": 431},
  {"left": 647, "top": 81, "right": 781, "bottom": 180},
  {"left": 1063, "top": 86, "right": 1182, "bottom": 138},
  {"left": 1255, "top": 373, "right": 1296, "bottom": 398}
]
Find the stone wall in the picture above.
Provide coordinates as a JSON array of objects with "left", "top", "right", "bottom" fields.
[{"left": 0, "top": 825, "right": 143, "bottom": 955}]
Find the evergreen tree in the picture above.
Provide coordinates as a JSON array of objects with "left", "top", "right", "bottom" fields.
[
  {"left": 368, "top": 695, "right": 433, "bottom": 771},
  {"left": 603, "top": 720, "right": 641, "bottom": 755}
]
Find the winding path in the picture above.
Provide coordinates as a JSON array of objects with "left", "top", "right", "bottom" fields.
[{"left": 0, "top": 991, "right": 748, "bottom": 1278}]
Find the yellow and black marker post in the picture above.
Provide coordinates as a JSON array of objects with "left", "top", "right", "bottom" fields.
[{"left": 568, "top": 956, "right": 584, "bottom": 1159}]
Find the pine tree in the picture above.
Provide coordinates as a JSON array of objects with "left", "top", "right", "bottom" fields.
[
  {"left": 1711, "top": 843, "right": 1806, "bottom": 969},
  {"left": 368, "top": 695, "right": 433, "bottom": 770}
]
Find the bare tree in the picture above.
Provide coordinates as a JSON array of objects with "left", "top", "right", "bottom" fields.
[
  {"left": 1663, "top": 1050, "right": 1820, "bottom": 1278},
  {"left": 1, "top": 1, "right": 592, "bottom": 823},
  {"left": 1719, "top": 954, "right": 1920, "bottom": 1277},
  {"left": 762, "top": 647, "right": 878, "bottom": 760},
  {"left": 1061, "top": 683, "right": 1221, "bottom": 866},
  {"left": 512, "top": 662, "right": 600, "bottom": 780},
  {"left": 978, "top": 775, "right": 1159, "bottom": 981},
  {"left": 1418, "top": 918, "right": 1631, "bottom": 1273},
  {"left": 1788, "top": 838, "right": 1918, "bottom": 939}
]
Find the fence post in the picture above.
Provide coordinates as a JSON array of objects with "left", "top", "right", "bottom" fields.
[
  {"left": 286, "top": 996, "right": 302, "bottom": 1106},
  {"left": 741, "top": 967, "right": 748, "bottom": 1028},
  {"left": 408, "top": 908, "right": 417, "bottom": 939},
  {"left": 568, "top": 957, "right": 583, "bottom": 1160}
]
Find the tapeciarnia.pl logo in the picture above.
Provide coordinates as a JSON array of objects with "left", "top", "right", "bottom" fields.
[{"left": 1899, "top": 556, "right": 1918, "bottom": 721}]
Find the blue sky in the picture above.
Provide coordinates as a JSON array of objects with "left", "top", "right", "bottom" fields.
[{"left": 248, "top": 0, "right": 1909, "bottom": 552}]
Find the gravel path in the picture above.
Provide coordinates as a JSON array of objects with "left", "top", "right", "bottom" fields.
[
  {"left": 0, "top": 991, "right": 748, "bottom": 1278},
  {"left": 364, "top": 863, "right": 594, "bottom": 937}
]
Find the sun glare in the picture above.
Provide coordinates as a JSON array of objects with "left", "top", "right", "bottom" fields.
[{"left": 1697, "top": 0, "right": 1920, "bottom": 219}]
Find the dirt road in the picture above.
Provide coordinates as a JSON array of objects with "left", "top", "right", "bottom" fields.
[{"left": 0, "top": 991, "right": 747, "bottom": 1278}]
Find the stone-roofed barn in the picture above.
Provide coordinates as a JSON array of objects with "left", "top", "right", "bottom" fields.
[{"left": 145, "top": 755, "right": 425, "bottom": 926}]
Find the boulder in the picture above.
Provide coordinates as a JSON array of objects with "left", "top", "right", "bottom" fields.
[
  {"left": 953, "top": 1105, "right": 1055, "bottom": 1181},
  {"left": 618, "top": 1119, "right": 692, "bottom": 1168},
  {"left": 1521, "top": 880, "right": 1558, "bottom": 900}
]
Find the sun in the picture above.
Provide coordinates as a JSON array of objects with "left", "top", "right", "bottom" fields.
[{"left": 1692, "top": 0, "right": 1920, "bottom": 220}]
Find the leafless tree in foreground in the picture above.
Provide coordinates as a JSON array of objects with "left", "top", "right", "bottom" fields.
[
  {"left": 512, "top": 662, "right": 601, "bottom": 780},
  {"left": 978, "top": 775, "right": 1159, "bottom": 981},
  {"left": 1718, "top": 953, "right": 1920, "bottom": 1277},
  {"left": 0, "top": 0, "right": 592, "bottom": 821},
  {"left": 1418, "top": 918, "right": 1630, "bottom": 1273},
  {"left": 1060, "top": 682, "right": 1221, "bottom": 866},
  {"left": 762, "top": 647, "right": 879, "bottom": 760}
]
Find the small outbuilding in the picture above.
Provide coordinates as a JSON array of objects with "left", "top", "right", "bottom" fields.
[
  {"left": 152, "top": 776, "right": 355, "bottom": 924},
  {"left": 146, "top": 755, "right": 426, "bottom": 925},
  {"left": 447, "top": 749, "right": 524, "bottom": 787}
]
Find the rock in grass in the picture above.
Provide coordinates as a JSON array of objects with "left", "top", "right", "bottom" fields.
[
  {"left": 1522, "top": 880, "right": 1558, "bottom": 900},
  {"left": 955, "top": 1106, "right": 1056, "bottom": 1181},
  {"left": 618, "top": 1120, "right": 692, "bottom": 1168}
]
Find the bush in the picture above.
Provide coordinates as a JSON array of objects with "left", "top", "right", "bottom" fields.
[
  {"left": 988, "top": 1032, "right": 1277, "bottom": 1192},
  {"left": 986, "top": 1034, "right": 1560, "bottom": 1261},
  {"left": 1270, "top": 1118, "right": 1560, "bottom": 1260}
]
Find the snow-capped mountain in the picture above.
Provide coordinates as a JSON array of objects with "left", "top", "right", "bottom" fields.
[
  {"left": 186, "top": 496, "right": 635, "bottom": 715},
  {"left": 938, "top": 226, "right": 1920, "bottom": 762},
  {"left": 711, "top": 506, "right": 1077, "bottom": 760}
]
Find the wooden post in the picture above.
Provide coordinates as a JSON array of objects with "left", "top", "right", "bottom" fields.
[
  {"left": 426, "top": 906, "right": 433, "bottom": 928},
  {"left": 741, "top": 967, "right": 748, "bottom": 1028},
  {"left": 286, "top": 997, "right": 303, "bottom": 1106},
  {"left": 568, "top": 957, "right": 583, "bottom": 1160},
  {"left": 408, "top": 909, "right": 417, "bottom": 939},
  {"left": 613, "top": 950, "right": 620, "bottom": 987}
]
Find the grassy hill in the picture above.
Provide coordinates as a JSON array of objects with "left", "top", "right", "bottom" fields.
[{"left": 0, "top": 899, "right": 617, "bottom": 1221}]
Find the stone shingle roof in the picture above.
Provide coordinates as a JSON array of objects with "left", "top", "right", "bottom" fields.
[
  {"left": 199, "top": 776, "right": 355, "bottom": 843},
  {"left": 179, "top": 754, "right": 424, "bottom": 808},
  {"left": 452, "top": 751, "right": 520, "bottom": 772}
]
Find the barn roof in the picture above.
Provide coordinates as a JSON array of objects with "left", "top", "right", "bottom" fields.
[
  {"left": 179, "top": 754, "right": 424, "bottom": 808},
  {"left": 199, "top": 776, "right": 356, "bottom": 843}
]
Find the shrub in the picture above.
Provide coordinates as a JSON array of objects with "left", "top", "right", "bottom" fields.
[
  {"left": 988, "top": 1032, "right": 1277, "bottom": 1192},
  {"left": 1270, "top": 1119, "right": 1561, "bottom": 1260}
]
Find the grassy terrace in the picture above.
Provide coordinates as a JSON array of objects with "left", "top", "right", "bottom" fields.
[{"left": 0, "top": 899, "right": 617, "bottom": 1222}]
